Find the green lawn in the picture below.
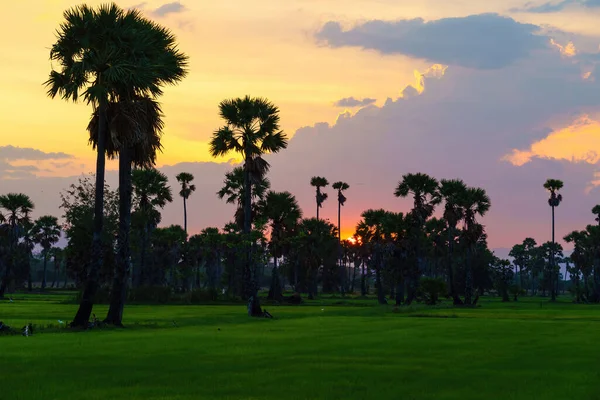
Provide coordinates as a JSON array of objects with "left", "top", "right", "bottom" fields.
[{"left": 1, "top": 294, "right": 600, "bottom": 399}]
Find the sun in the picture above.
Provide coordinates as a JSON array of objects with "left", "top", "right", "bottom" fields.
[{"left": 345, "top": 236, "right": 359, "bottom": 245}]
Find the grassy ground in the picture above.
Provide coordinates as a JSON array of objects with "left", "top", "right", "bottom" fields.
[{"left": 1, "top": 293, "right": 600, "bottom": 400}]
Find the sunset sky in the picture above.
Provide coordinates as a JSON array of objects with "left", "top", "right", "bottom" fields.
[{"left": 3, "top": 0, "right": 600, "bottom": 252}]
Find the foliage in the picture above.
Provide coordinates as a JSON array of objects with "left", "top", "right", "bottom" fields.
[{"left": 59, "top": 175, "right": 118, "bottom": 287}]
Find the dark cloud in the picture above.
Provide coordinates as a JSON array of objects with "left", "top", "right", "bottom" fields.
[
  {"left": 152, "top": 2, "right": 186, "bottom": 17},
  {"left": 315, "top": 14, "right": 547, "bottom": 69},
  {"left": 334, "top": 97, "right": 377, "bottom": 107},
  {"left": 0, "top": 145, "right": 74, "bottom": 161},
  {"left": 513, "top": 0, "right": 600, "bottom": 13}
]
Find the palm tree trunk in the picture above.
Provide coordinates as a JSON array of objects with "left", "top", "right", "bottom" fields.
[
  {"left": 183, "top": 196, "right": 187, "bottom": 235},
  {"left": 465, "top": 246, "right": 473, "bottom": 305},
  {"left": 316, "top": 188, "right": 320, "bottom": 221},
  {"left": 105, "top": 146, "right": 132, "bottom": 326},
  {"left": 71, "top": 98, "right": 107, "bottom": 328},
  {"left": 243, "top": 157, "right": 261, "bottom": 316},
  {"left": 551, "top": 206, "right": 557, "bottom": 302},
  {"left": 42, "top": 250, "right": 48, "bottom": 290}
]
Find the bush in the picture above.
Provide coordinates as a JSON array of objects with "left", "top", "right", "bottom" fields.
[{"left": 418, "top": 277, "right": 447, "bottom": 305}]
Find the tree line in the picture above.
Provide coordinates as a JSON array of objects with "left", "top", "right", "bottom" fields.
[{"left": 1, "top": 3, "right": 594, "bottom": 330}]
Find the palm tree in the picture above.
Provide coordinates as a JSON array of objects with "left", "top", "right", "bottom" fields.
[
  {"left": 132, "top": 168, "right": 173, "bottom": 287},
  {"left": 259, "top": 191, "right": 302, "bottom": 301},
  {"left": 332, "top": 182, "right": 349, "bottom": 241},
  {"left": 543, "top": 178, "right": 563, "bottom": 301},
  {"left": 439, "top": 179, "right": 467, "bottom": 305},
  {"left": 218, "top": 167, "right": 271, "bottom": 229},
  {"left": 394, "top": 173, "right": 440, "bottom": 303},
  {"left": 176, "top": 172, "right": 196, "bottom": 234},
  {"left": 311, "top": 177, "right": 329, "bottom": 220},
  {"left": 32, "top": 216, "right": 61, "bottom": 290},
  {"left": 332, "top": 182, "right": 349, "bottom": 294},
  {"left": 46, "top": 3, "right": 187, "bottom": 327},
  {"left": 459, "top": 187, "right": 491, "bottom": 305},
  {"left": 209, "top": 96, "right": 288, "bottom": 316},
  {"left": 356, "top": 209, "right": 390, "bottom": 305},
  {"left": 0, "top": 193, "right": 34, "bottom": 298},
  {"left": 88, "top": 97, "right": 166, "bottom": 326}
]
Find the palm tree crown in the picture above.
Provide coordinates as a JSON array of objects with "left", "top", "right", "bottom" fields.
[
  {"left": 176, "top": 172, "right": 196, "bottom": 200},
  {"left": 33, "top": 216, "right": 61, "bottom": 250},
  {"left": 0, "top": 193, "right": 34, "bottom": 228},
  {"left": 395, "top": 173, "right": 440, "bottom": 223},
  {"left": 45, "top": 3, "right": 188, "bottom": 104},
  {"left": 544, "top": 179, "right": 564, "bottom": 207},
  {"left": 311, "top": 176, "right": 329, "bottom": 219},
  {"left": 209, "top": 96, "right": 288, "bottom": 179}
]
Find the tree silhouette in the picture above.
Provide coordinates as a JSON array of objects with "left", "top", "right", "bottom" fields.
[
  {"left": 33, "top": 215, "right": 61, "bottom": 290},
  {"left": 176, "top": 172, "right": 196, "bottom": 234},
  {"left": 45, "top": 3, "right": 187, "bottom": 327},
  {"left": 543, "top": 178, "right": 563, "bottom": 301},
  {"left": 311, "top": 177, "right": 329, "bottom": 220},
  {"left": 209, "top": 96, "right": 288, "bottom": 316}
]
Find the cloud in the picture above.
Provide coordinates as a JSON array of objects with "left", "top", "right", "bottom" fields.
[
  {"left": 315, "top": 14, "right": 547, "bottom": 70},
  {"left": 549, "top": 39, "right": 577, "bottom": 57},
  {"left": 0, "top": 146, "right": 75, "bottom": 179},
  {"left": 130, "top": 1, "right": 186, "bottom": 17},
  {"left": 514, "top": 0, "right": 600, "bottom": 13},
  {"left": 503, "top": 115, "right": 600, "bottom": 166},
  {"left": 0, "top": 145, "right": 74, "bottom": 161},
  {"left": 334, "top": 97, "right": 377, "bottom": 107},
  {"left": 152, "top": 2, "right": 186, "bottom": 17}
]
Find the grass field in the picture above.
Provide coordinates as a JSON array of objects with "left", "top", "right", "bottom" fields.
[{"left": 1, "top": 293, "right": 600, "bottom": 400}]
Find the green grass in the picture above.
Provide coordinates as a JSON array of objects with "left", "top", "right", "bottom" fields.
[{"left": 2, "top": 294, "right": 600, "bottom": 399}]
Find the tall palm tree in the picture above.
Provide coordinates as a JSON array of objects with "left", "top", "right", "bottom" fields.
[
  {"left": 259, "top": 191, "right": 302, "bottom": 301},
  {"left": 89, "top": 97, "right": 165, "bottom": 326},
  {"left": 176, "top": 172, "right": 196, "bottom": 234},
  {"left": 439, "top": 179, "right": 467, "bottom": 305},
  {"left": 543, "top": 178, "right": 563, "bottom": 301},
  {"left": 132, "top": 168, "right": 173, "bottom": 287},
  {"left": 394, "top": 173, "right": 440, "bottom": 303},
  {"left": 311, "top": 177, "right": 329, "bottom": 220},
  {"left": 332, "top": 182, "right": 349, "bottom": 241},
  {"left": 46, "top": 3, "right": 187, "bottom": 327},
  {"left": 459, "top": 187, "right": 491, "bottom": 305},
  {"left": 332, "top": 182, "right": 349, "bottom": 294},
  {"left": 32, "top": 216, "right": 61, "bottom": 290},
  {"left": 209, "top": 96, "right": 288, "bottom": 316},
  {"left": 0, "top": 193, "right": 34, "bottom": 298}
]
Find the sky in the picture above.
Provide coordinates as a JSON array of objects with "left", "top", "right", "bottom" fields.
[{"left": 2, "top": 0, "right": 600, "bottom": 252}]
